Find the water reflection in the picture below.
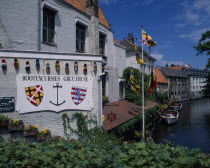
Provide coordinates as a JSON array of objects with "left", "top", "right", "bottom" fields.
[{"left": 153, "top": 98, "right": 210, "bottom": 153}]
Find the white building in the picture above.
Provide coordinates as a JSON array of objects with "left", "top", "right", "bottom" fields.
[
  {"left": 0, "top": 0, "right": 120, "bottom": 137},
  {"left": 120, "top": 33, "right": 156, "bottom": 75},
  {"left": 184, "top": 67, "right": 208, "bottom": 99}
]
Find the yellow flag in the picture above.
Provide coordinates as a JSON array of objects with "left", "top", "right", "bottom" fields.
[
  {"left": 130, "top": 70, "right": 140, "bottom": 94},
  {"left": 142, "top": 30, "right": 156, "bottom": 47},
  {"left": 135, "top": 45, "right": 145, "bottom": 65}
]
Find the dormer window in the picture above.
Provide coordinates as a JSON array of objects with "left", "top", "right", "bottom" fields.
[
  {"left": 43, "top": 7, "right": 56, "bottom": 44},
  {"left": 76, "top": 23, "right": 86, "bottom": 52}
]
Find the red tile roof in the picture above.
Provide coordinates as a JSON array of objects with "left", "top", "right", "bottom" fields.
[
  {"left": 113, "top": 38, "right": 121, "bottom": 44},
  {"left": 98, "top": 6, "right": 111, "bottom": 29},
  {"left": 169, "top": 66, "right": 185, "bottom": 70},
  {"left": 154, "top": 68, "right": 168, "bottom": 84},
  {"left": 103, "top": 100, "right": 158, "bottom": 130},
  {"left": 64, "top": 0, "right": 111, "bottom": 29}
]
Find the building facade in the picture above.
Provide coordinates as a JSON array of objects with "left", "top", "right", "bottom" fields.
[
  {"left": 0, "top": 0, "right": 118, "bottom": 137},
  {"left": 159, "top": 67, "right": 190, "bottom": 101},
  {"left": 184, "top": 67, "right": 208, "bottom": 99},
  {"left": 120, "top": 33, "right": 156, "bottom": 75}
]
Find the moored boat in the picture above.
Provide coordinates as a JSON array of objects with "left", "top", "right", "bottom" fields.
[
  {"left": 170, "top": 103, "right": 182, "bottom": 111},
  {"left": 161, "top": 110, "right": 179, "bottom": 124}
]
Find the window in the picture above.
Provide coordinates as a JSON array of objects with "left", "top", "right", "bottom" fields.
[
  {"left": 119, "top": 81, "right": 125, "bottom": 98},
  {"left": 43, "top": 7, "right": 55, "bottom": 44},
  {"left": 76, "top": 24, "right": 86, "bottom": 52},
  {"left": 102, "top": 75, "right": 106, "bottom": 97},
  {"left": 99, "top": 34, "right": 106, "bottom": 54}
]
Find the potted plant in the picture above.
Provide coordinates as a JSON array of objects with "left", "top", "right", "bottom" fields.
[
  {"left": 102, "top": 96, "right": 109, "bottom": 106},
  {"left": 37, "top": 128, "right": 51, "bottom": 141},
  {"left": 8, "top": 119, "right": 24, "bottom": 131},
  {"left": 0, "top": 115, "right": 11, "bottom": 127},
  {"left": 24, "top": 125, "right": 38, "bottom": 137}
]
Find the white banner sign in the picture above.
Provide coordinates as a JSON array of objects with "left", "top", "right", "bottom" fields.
[{"left": 16, "top": 74, "right": 93, "bottom": 113}]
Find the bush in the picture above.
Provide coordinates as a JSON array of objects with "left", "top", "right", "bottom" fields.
[
  {"left": 123, "top": 67, "right": 149, "bottom": 106},
  {"left": 0, "top": 112, "right": 209, "bottom": 167},
  {"left": 0, "top": 139, "right": 209, "bottom": 167}
]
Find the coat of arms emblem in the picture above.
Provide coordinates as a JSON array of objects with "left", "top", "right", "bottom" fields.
[
  {"left": 25, "top": 85, "right": 44, "bottom": 106},
  {"left": 71, "top": 86, "right": 87, "bottom": 105}
]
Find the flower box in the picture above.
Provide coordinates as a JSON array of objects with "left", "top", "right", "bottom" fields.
[
  {"left": 0, "top": 121, "right": 8, "bottom": 127},
  {"left": 37, "top": 135, "right": 51, "bottom": 142},
  {"left": 8, "top": 125, "right": 24, "bottom": 131},
  {"left": 24, "top": 130, "right": 38, "bottom": 137}
]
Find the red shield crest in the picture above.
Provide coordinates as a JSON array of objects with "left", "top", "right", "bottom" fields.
[
  {"left": 25, "top": 85, "right": 44, "bottom": 106},
  {"left": 71, "top": 86, "right": 87, "bottom": 105}
]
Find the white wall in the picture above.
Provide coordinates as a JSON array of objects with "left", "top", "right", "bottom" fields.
[
  {"left": 0, "top": 50, "right": 101, "bottom": 137},
  {"left": 125, "top": 51, "right": 155, "bottom": 75},
  {"left": 114, "top": 43, "right": 126, "bottom": 78}
]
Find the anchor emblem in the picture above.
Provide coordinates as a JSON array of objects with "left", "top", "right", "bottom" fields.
[{"left": 49, "top": 83, "right": 66, "bottom": 106}]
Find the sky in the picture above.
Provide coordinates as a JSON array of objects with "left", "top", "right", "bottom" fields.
[{"left": 99, "top": 0, "right": 210, "bottom": 69}]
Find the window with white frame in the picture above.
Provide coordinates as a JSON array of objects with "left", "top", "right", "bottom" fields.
[{"left": 43, "top": 7, "right": 56, "bottom": 44}]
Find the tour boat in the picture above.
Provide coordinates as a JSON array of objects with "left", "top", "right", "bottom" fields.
[
  {"left": 161, "top": 110, "right": 179, "bottom": 124},
  {"left": 170, "top": 103, "right": 182, "bottom": 111}
]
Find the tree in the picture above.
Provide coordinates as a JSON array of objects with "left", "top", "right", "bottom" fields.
[
  {"left": 170, "top": 64, "right": 175, "bottom": 67},
  {"left": 194, "top": 31, "right": 210, "bottom": 98},
  {"left": 165, "top": 63, "right": 168, "bottom": 67}
]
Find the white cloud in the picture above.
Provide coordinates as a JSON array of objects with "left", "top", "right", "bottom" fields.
[
  {"left": 180, "top": 0, "right": 210, "bottom": 26},
  {"left": 151, "top": 53, "right": 184, "bottom": 67},
  {"left": 151, "top": 53, "right": 163, "bottom": 61},
  {"left": 178, "top": 28, "right": 210, "bottom": 41}
]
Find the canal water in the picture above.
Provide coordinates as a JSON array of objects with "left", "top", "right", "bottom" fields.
[{"left": 153, "top": 98, "right": 210, "bottom": 153}]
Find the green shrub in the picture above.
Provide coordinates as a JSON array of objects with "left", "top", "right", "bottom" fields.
[
  {"left": 0, "top": 139, "right": 209, "bottom": 167},
  {"left": 123, "top": 67, "right": 149, "bottom": 106}
]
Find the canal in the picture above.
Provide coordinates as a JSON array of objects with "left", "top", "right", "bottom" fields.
[{"left": 153, "top": 98, "right": 210, "bottom": 153}]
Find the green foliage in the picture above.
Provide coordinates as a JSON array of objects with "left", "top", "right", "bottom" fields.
[
  {"left": 0, "top": 138, "right": 209, "bottom": 167},
  {"left": 147, "top": 90, "right": 168, "bottom": 103},
  {"left": 194, "top": 31, "right": 210, "bottom": 55},
  {"left": 123, "top": 67, "right": 167, "bottom": 104},
  {"left": 0, "top": 115, "right": 10, "bottom": 122},
  {"left": 123, "top": 67, "right": 149, "bottom": 106},
  {"left": 0, "top": 112, "right": 209, "bottom": 167},
  {"left": 62, "top": 113, "right": 119, "bottom": 145},
  {"left": 201, "top": 69, "right": 210, "bottom": 99}
]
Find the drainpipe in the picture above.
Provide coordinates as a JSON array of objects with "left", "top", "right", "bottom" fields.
[
  {"left": 98, "top": 73, "right": 105, "bottom": 127},
  {"left": 37, "top": 0, "right": 42, "bottom": 51}
]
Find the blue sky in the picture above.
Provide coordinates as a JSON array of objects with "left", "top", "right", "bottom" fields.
[{"left": 99, "top": 0, "right": 210, "bottom": 69}]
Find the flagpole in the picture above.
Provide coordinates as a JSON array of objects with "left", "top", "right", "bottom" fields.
[
  {"left": 141, "top": 25, "right": 145, "bottom": 139},
  {"left": 148, "top": 46, "right": 151, "bottom": 74}
]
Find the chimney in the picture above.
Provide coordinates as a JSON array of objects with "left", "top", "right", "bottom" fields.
[
  {"left": 86, "top": 0, "right": 98, "bottom": 18},
  {"left": 86, "top": 0, "right": 99, "bottom": 54},
  {"left": 127, "top": 33, "right": 134, "bottom": 43}
]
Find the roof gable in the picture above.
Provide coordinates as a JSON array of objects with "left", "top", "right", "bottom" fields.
[
  {"left": 120, "top": 39, "right": 156, "bottom": 61},
  {"left": 169, "top": 66, "right": 185, "bottom": 70},
  {"left": 154, "top": 68, "right": 168, "bottom": 84},
  {"left": 160, "top": 67, "right": 188, "bottom": 78}
]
